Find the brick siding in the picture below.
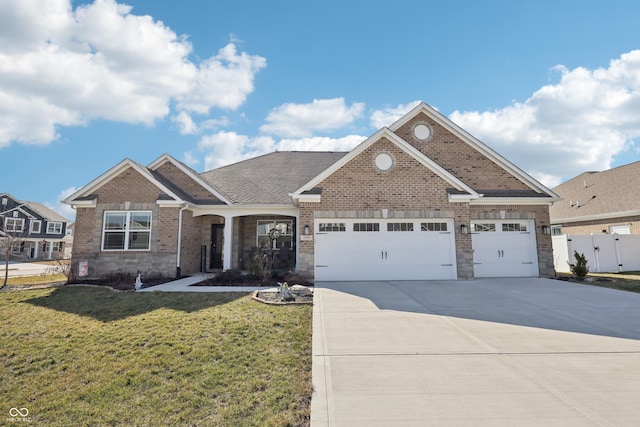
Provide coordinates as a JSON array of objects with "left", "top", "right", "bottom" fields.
[{"left": 298, "top": 131, "right": 555, "bottom": 279}]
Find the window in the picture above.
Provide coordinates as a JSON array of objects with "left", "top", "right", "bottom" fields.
[
  {"left": 551, "top": 226, "right": 563, "bottom": 236},
  {"left": 610, "top": 225, "right": 630, "bottom": 235},
  {"left": 5, "top": 217, "right": 24, "bottom": 233},
  {"left": 387, "top": 222, "right": 414, "bottom": 232},
  {"left": 30, "top": 220, "right": 42, "bottom": 234},
  {"left": 47, "top": 222, "right": 63, "bottom": 234},
  {"left": 257, "top": 220, "right": 293, "bottom": 249},
  {"left": 353, "top": 223, "right": 379, "bottom": 232},
  {"left": 319, "top": 223, "right": 346, "bottom": 232},
  {"left": 502, "top": 223, "right": 527, "bottom": 232},
  {"left": 472, "top": 223, "right": 495, "bottom": 233},
  {"left": 43, "top": 241, "right": 64, "bottom": 252},
  {"left": 102, "top": 211, "right": 152, "bottom": 251},
  {"left": 10, "top": 242, "right": 24, "bottom": 254},
  {"left": 421, "top": 222, "right": 448, "bottom": 232}
]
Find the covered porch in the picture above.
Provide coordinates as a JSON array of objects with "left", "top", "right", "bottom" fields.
[{"left": 189, "top": 206, "right": 299, "bottom": 274}]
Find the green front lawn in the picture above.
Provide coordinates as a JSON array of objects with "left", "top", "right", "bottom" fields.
[{"left": 0, "top": 287, "right": 312, "bottom": 426}]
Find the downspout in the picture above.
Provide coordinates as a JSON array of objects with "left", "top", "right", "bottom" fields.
[{"left": 176, "top": 204, "right": 189, "bottom": 279}]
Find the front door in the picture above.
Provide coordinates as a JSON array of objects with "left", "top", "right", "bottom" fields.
[{"left": 210, "top": 224, "right": 224, "bottom": 269}]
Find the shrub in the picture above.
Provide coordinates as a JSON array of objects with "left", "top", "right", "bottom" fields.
[
  {"left": 249, "top": 248, "right": 273, "bottom": 283},
  {"left": 569, "top": 250, "right": 589, "bottom": 280}
]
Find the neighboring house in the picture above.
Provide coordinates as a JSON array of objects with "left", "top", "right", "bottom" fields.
[
  {"left": 0, "top": 193, "right": 70, "bottom": 260},
  {"left": 550, "top": 161, "right": 640, "bottom": 235},
  {"left": 65, "top": 102, "right": 559, "bottom": 281}
]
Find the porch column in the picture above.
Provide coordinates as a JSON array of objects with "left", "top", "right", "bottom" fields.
[
  {"left": 223, "top": 214, "right": 234, "bottom": 270},
  {"left": 47, "top": 242, "right": 53, "bottom": 260}
]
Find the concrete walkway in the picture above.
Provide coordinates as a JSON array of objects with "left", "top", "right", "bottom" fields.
[
  {"left": 137, "top": 273, "right": 266, "bottom": 293},
  {"left": 311, "top": 278, "right": 640, "bottom": 426}
]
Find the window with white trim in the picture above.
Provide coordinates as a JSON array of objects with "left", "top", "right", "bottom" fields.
[
  {"left": 102, "top": 211, "right": 152, "bottom": 251},
  {"left": 502, "top": 223, "right": 527, "bottom": 232},
  {"left": 319, "top": 223, "right": 346, "bottom": 232},
  {"left": 472, "top": 223, "right": 496, "bottom": 233},
  {"left": 257, "top": 220, "right": 293, "bottom": 249},
  {"left": 44, "top": 241, "right": 64, "bottom": 252},
  {"left": 387, "top": 222, "right": 414, "bottom": 232},
  {"left": 353, "top": 223, "right": 380, "bottom": 232},
  {"left": 421, "top": 222, "right": 448, "bottom": 232},
  {"left": 5, "top": 217, "right": 24, "bottom": 233},
  {"left": 10, "top": 242, "right": 24, "bottom": 253},
  {"left": 30, "top": 220, "right": 42, "bottom": 234},
  {"left": 47, "top": 222, "right": 63, "bottom": 234}
]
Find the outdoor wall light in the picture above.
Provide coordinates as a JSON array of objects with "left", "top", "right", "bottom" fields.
[
  {"left": 460, "top": 224, "right": 468, "bottom": 234},
  {"left": 304, "top": 225, "right": 310, "bottom": 235},
  {"left": 541, "top": 225, "right": 551, "bottom": 235}
]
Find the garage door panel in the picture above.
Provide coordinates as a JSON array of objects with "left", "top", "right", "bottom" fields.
[
  {"left": 314, "top": 219, "right": 456, "bottom": 281},
  {"left": 472, "top": 221, "right": 538, "bottom": 278}
]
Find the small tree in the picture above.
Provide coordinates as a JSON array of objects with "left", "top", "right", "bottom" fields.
[
  {"left": 569, "top": 250, "right": 589, "bottom": 280},
  {"left": 1, "top": 230, "right": 26, "bottom": 288}
]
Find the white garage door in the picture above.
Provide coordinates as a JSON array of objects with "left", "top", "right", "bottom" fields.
[
  {"left": 314, "top": 219, "right": 457, "bottom": 281},
  {"left": 471, "top": 220, "right": 539, "bottom": 277}
]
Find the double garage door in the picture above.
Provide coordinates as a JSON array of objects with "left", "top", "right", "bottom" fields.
[
  {"left": 314, "top": 219, "right": 457, "bottom": 281},
  {"left": 314, "top": 218, "right": 539, "bottom": 281}
]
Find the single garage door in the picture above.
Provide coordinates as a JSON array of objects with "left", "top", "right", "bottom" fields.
[
  {"left": 314, "top": 219, "right": 457, "bottom": 281},
  {"left": 471, "top": 220, "right": 539, "bottom": 277}
]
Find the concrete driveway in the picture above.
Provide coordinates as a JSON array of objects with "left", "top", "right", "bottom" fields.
[{"left": 311, "top": 278, "right": 640, "bottom": 426}]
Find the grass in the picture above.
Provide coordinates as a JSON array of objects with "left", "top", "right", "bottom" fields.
[
  {"left": 558, "top": 271, "right": 640, "bottom": 293},
  {"left": 4, "top": 273, "right": 67, "bottom": 286},
  {"left": 0, "top": 287, "right": 312, "bottom": 426}
]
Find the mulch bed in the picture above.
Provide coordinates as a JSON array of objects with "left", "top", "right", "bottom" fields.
[{"left": 253, "top": 289, "right": 313, "bottom": 305}]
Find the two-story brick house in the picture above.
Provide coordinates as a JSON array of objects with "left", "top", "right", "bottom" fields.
[
  {"left": 65, "top": 102, "right": 560, "bottom": 281},
  {"left": 0, "top": 193, "right": 70, "bottom": 260}
]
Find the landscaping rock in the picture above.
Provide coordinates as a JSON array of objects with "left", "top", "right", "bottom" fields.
[{"left": 289, "top": 284, "right": 313, "bottom": 297}]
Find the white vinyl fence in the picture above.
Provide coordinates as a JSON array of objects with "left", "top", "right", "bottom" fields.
[{"left": 552, "top": 234, "right": 640, "bottom": 273}]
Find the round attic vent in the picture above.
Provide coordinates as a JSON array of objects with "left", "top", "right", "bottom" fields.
[
  {"left": 413, "top": 123, "right": 432, "bottom": 141},
  {"left": 374, "top": 153, "right": 393, "bottom": 171}
]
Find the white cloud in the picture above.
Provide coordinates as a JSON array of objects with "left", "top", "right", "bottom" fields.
[
  {"left": 47, "top": 187, "right": 78, "bottom": 221},
  {"left": 172, "top": 112, "right": 198, "bottom": 135},
  {"left": 276, "top": 135, "right": 365, "bottom": 152},
  {"left": 370, "top": 101, "right": 422, "bottom": 129},
  {"left": 182, "top": 151, "right": 199, "bottom": 167},
  {"left": 200, "top": 131, "right": 276, "bottom": 170},
  {"left": 449, "top": 50, "right": 640, "bottom": 187},
  {"left": 0, "top": 0, "right": 265, "bottom": 147},
  {"left": 199, "top": 131, "right": 366, "bottom": 170},
  {"left": 260, "top": 98, "right": 365, "bottom": 138},
  {"left": 172, "top": 112, "right": 229, "bottom": 135}
]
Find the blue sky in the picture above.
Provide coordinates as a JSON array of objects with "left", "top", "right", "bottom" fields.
[{"left": 2, "top": 0, "right": 640, "bottom": 220}]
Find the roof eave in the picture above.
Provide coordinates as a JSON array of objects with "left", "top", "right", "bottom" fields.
[{"left": 551, "top": 209, "right": 640, "bottom": 225}]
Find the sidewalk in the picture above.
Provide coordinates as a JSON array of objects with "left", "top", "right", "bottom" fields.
[{"left": 136, "top": 273, "right": 267, "bottom": 293}]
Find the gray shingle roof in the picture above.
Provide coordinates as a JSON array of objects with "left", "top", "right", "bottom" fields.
[
  {"left": 24, "top": 201, "right": 69, "bottom": 222},
  {"left": 200, "top": 151, "right": 347, "bottom": 204},
  {"left": 550, "top": 161, "right": 640, "bottom": 221}
]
